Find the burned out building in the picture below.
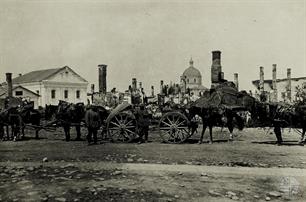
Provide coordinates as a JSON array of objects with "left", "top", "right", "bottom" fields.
[{"left": 252, "top": 65, "right": 306, "bottom": 103}]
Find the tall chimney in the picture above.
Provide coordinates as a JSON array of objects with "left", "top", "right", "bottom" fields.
[
  {"left": 98, "top": 64, "right": 107, "bottom": 94},
  {"left": 234, "top": 73, "right": 239, "bottom": 90},
  {"left": 91, "top": 84, "right": 95, "bottom": 93},
  {"left": 287, "top": 68, "right": 291, "bottom": 102},
  {"left": 211, "top": 50, "right": 222, "bottom": 87},
  {"left": 151, "top": 86, "right": 154, "bottom": 97},
  {"left": 272, "top": 64, "right": 277, "bottom": 102},
  {"left": 132, "top": 78, "right": 137, "bottom": 91},
  {"left": 160, "top": 80, "right": 164, "bottom": 94},
  {"left": 6, "top": 73, "right": 12, "bottom": 97},
  {"left": 139, "top": 82, "right": 142, "bottom": 90},
  {"left": 259, "top": 66, "right": 264, "bottom": 94}
]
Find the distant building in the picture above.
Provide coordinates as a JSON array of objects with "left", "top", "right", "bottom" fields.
[
  {"left": 12, "top": 66, "right": 88, "bottom": 106},
  {"left": 180, "top": 58, "right": 207, "bottom": 96}
]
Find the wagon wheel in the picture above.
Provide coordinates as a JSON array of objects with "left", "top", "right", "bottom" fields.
[
  {"left": 107, "top": 112, "right": 137, "bottom": 143},
  {"left": 158, "top": 112, "right": 190, "bottom": 143}
]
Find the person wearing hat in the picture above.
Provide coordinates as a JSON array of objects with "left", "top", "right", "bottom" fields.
[
  {"left": 136, "top": 104, "right": 150, "bottom": 143},
  {"left": 85, "top": 104, "right": 101, "bottom": 145}
]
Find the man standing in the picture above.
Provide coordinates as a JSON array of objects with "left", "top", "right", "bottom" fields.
[
  {"left": 136, "top": 105, "right": 150, "bottom": 143},
  {"left": 85, "top": 105, "right": 101, "bottom": 145}
]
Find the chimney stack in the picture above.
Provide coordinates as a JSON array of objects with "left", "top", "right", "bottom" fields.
[
  {"left": 132, "top": 78, "right": 137, "bottom": 91},
  {"left": 287, "top": 68, "right": 291, "bottom": 102},
  {"left": 272, "top": 64, "right": 277, "bottom": 102},
  {"left": 98, "top": 64, "right": 107, "bottom": 94},
  {"left": 234, "top": 73, "right": 239, "bottom": 90},
  {"left": 151, "top": 86, "right": 154, "bottom": 97},
  {"left": 6, "top": 73, "right": 13, "bottom": 97},
  {"left": 91, "top": 84, "right": 95, "bottom": 93},
  {"left": 259, "top": 66, "right": 264, "bottom": 94},
  {"left": 139, "top": 82, "right": 142, "bottom": 90},
  {"left": 211, "top": 50, "right": 222, "bottom": 87},
  {"left": 160, "top": 80, "right": 164, "bottom": 94}
]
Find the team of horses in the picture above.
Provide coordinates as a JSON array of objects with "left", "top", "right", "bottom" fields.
[{"left": 0, "top": 93, "right": 305, "bottom": 145}]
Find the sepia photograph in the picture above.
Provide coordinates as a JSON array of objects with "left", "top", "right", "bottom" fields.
[{"left": 0, "top": 0, "right": 305, "bottom": 201}]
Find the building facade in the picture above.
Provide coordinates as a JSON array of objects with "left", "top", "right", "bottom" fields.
[{"left": 12, "top": 66, "right": 88, "bottom": 107}]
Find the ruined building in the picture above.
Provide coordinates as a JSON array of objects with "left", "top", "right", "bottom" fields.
[{"left": 252, "top": 65, "right": 306, "bottom": 103}]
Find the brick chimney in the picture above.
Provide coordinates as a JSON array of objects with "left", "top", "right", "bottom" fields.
[
  {"left": 132, "top": 78, "right": 137, "bottom": 91},
  {"left": 139, "top": 82, "right": 142, "bottom": 90},
  {"left": 6, "top": 73, "right": 13, "bottom": 97},
  {"left": 259, "top": 66, "right": 264, "bottom": 94},
  {"left": 160, "top": 80, "right": 164, "bottom": 94},
  {"left": 272, "top": 64, "right": 277, "bottom": 102},
  {"left": 211, "top": 50, "right": 222, "bottom": 87},
  {"left": 98, "top": 64, "right": 107, "bottom": 94},
  {"left": 287, "top": 68, "right": 291, "bottom": 102},
  {"left": 151, "top": 86, "right": 154, "bottom": 97},
  {"left": 234, "top": 73, "right": 239, "bottom": 90}
]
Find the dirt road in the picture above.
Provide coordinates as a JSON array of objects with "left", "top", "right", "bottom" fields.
[{"left": 0, "top": 127, "right": 306, "bottom": 201}]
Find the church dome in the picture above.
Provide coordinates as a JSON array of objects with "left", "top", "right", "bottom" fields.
[{"left": 182, "top": 58, "right": 202, "bottom": 78}]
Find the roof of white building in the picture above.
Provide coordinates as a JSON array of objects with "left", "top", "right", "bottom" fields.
[{"left": 12, "top": 66, "right": 87, "bottom": 84}]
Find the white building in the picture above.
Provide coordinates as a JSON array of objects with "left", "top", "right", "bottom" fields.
[{"left": 12, "top": 66, "right": 88, "bottom": 107}]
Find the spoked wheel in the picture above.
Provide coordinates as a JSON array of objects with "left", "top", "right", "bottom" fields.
[
  {"left": 158, "top": 112, "right": 190, "bottom": 143},
  {"left": 107, "top": 112, "right": 137, "bottom": 143}
]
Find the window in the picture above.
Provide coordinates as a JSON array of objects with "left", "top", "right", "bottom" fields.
[
  {"left": 187, "top": 78, "right": 189, "bottom": 83},
  {"left": 76, "top": 90, "right": 80, "bottom": 99},
  {"left": 51, "top": 90, "right": 56, "bottom": 99},
  {"left": 64, "top": 90, "right": 68, "bottom": 99},
  {"left": 15, "top": 91, "right": 23, "bottom": 96},
  {"left": 36, "top": 90, "right": 39, "bottom": 95},
  {"left": 194, "top": 78, "right": 196, "bottom": 83}
]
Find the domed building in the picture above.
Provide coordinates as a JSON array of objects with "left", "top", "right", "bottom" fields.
[{"left": 180, "top": 58, "right": 207, "bottom": 96}]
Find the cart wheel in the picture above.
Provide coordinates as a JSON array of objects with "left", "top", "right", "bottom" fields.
[
  {"left": 158, "top": 112, "right": 190, "bottom": 143},
  {"left": 107, "top": 112, "right": 136, "bottom": 142}
]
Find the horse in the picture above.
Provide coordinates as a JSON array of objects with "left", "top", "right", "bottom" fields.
[
  {"left": 18, "top": 102, "right": 41, "bottom": 139},
  {"left": 56, "top": 101, "right": 85, "bottom": 141},
  {"left": 188, "top": 104, "right": 245, "bottom": 144}
]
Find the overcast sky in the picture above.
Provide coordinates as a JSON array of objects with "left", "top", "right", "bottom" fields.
[{"left": 0, "top": 0, "right": 305, "bottom": 92}]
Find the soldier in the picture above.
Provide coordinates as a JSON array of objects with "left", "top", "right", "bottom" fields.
[
  {"left": 273, "top": 118, "right": 286, "bottom": 146},
  {"left": 85, "top": 105, "right": 101, "bottom": 145},
  {"left": 136, "top": 105, "right": 150, "bottom": 144}
]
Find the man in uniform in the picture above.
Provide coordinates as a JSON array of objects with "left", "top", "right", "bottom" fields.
[
  {"left": 273, "top": 118, "right": 286, "bottom": 146},
  {"left": 85, "top": 105, "right": 101, "bottom": 145},
  {"left": 136, "top": 105, "right": 150, "bottom": 143}
]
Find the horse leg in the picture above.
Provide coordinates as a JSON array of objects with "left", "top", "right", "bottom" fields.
[
  {"left": 209, "top": 124, "right": 213, "bottom": 144},
  {"left": 198, "top": 124, "right": 207, "bottom": 144},
  {"left": 75, "top": 125, "right": 81, "bottom": 140},
  {"left": 0, "top": 125, "right": 4, "bottom": 140},
  {"left": 35, "top": 129, "right": 39, "bottom": 139},
  {"left": 299, "top": 127, "right": 306, "bottom": 145},
  {"left": 21, "top": 126, "right": 25, "bottom": 139},
  {"left": 6, "top": 125, "right": 9, "bottom": 140},
  {"left": 64, "top": 126, "right": 70, "bottom": 141},
  {"left": 228, "top": 124, "right": 234, "bottom": 141}
]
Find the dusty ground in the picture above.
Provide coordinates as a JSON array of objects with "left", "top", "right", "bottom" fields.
[{"left": 0, "top": 126, "right": 306, "bottom": 201}]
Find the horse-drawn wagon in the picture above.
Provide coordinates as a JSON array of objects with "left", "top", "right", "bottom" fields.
[{"left": 103, "top": 82, "right": 250, "bottom": 144}]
